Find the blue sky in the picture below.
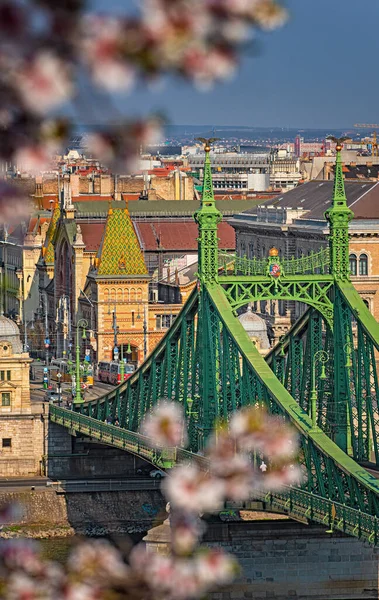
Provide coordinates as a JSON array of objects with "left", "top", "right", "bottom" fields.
[{"left": 90, "top": 0, "right": 379, "bottom": 128}]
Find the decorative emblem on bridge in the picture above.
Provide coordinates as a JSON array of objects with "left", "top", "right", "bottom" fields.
[{"left": 268, "top": 248, "right": 282, "bottom": 278}]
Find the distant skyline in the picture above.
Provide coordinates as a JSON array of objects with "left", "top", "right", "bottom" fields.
[{"left": 91, "top": 0, "right": 379, "bottom": 129}]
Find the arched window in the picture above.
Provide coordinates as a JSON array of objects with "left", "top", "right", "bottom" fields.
[
  {"left": 137, "top": 287, "right": 142, "bottom": 301},
  {"left": 349, "top": 254, "right": 357, "bottom": 276},
  {"left": 359, "top": 254, "right": 368, "bottom": 276},
  {"left": 363, "top": 299, "right": 370, "bottom": 311},
  {"left": 104, "top": 288, "right": 109, "bottom": 303},
  {"left": 117, "top": 288, "right": 123, "bottom": 302}
]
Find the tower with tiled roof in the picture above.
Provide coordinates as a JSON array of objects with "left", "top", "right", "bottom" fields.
[
  {"left": 89, "top": 201, "right": 150, "bottom": 364},
  {"left": 97, "top": 202, "right": 148, "bottom": 276}
]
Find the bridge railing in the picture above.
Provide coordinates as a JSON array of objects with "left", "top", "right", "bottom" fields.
[
  {"left": 50, "top": 405, "right": 379, "bottom": 545},
  {"left": 49, "top": 405, "right": 176, "bottom": 468},
  {"left": 251, "top": 487, "right": 379, "bottom": 546},
  {"left": 219, "top": 248, "right": 330, "bottom": 277}
]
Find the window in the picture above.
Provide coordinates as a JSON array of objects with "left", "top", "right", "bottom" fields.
[
  {"left": 0, "top": 371, "right": 11, "bottom": 381},
  {"left": 359, "top": 254, "right": 368, "bottom": 276},
  {"left": 155, "top": 314, "right": 175, "bottom": 329},
  {"left": 1, "top": 393, "right": 10, "bottom": 406},
  {"left": 349, "top": 254, "right": 357, "bottom": 276},
  {"left": 2, "top": 438, "right": 11, "bottom": 448}
]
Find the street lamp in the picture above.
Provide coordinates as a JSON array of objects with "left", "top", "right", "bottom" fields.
[
  {"left": 310, "top": 350, "right": 328, "bottom": 429},
  {"left": 56, "top": 371, "right": 62, "bottom": 405},
  {"left": 23, "top": 318, "right": 34, "bottom": 353},
  {"left": 74, "top": 318, "right": 88, "bottom": 405},
  {"left": 344, "top": 342, "right": 353, "bottom": 368}
]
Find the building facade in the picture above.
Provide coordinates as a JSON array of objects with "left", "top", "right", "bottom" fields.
[
  {"left": 230, "top": 180, "right": 379, "bottom": 323},
  {"left": 0, "top": 317, "right": 45, "bottom": 476}
]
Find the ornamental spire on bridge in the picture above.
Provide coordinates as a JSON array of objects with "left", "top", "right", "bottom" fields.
[
  {"left": 324, "top": 138, "right": 354, "bottom": 280},
  {"left": 194, "top": 138, "right": 222, "bottom": 284}
]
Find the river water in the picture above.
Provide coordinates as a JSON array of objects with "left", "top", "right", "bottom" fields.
[{"left": 39, "top": 533, "right": 146, "bottom": 563}]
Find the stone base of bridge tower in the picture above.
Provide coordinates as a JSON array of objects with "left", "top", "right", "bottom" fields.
[
  {"left": 45, "top": 423, "right": 154, "bottom": 479},
  {"left": 144, "top": 516, "right": 379, "bottom": 599}
]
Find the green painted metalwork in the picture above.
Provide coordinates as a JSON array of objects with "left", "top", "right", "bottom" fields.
[
  {"left": 49, "top": 404, "right": 379, "bottom": 545},
  {"left": 48, "top": 145, "right": 379, "bottom": 543},
  {"left": 219, "top": 247, "right": 330, "bottom": 277},
  {"left": 219, "top": 275, "right": 334, "bottom": 327},
  {"left": 325, "top": 144, "right": 354, "bottom": 280},
  {"left": 194, "top": 143, "right": 222, "bottom": 284}
]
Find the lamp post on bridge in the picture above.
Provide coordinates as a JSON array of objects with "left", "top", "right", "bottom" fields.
[
  {"left": 73, "top": 318, "right": 88, "bottom": 404},
  {"left": 310, "top": 350, "right": 328, "bottom": 430}
]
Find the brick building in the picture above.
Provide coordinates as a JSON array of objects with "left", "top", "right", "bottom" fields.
[{"left": 230, "top": 180, "right": 379, "bottom": 322}]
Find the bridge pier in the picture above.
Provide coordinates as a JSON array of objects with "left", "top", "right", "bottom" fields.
[
  {"left": 144, "top": 517, "right": 379, "bottom": 599},
  {"left": 46, "top": 423, "right": 155, "bottom": 479}
]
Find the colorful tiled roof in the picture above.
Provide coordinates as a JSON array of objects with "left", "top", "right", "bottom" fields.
[
  {"left": 44, "top": 204, "right": 60, "bottom": 264},
  {"left": 97, "top": 204, "right": 148, "bottom": 276},
  {"left": 136, "top": 221, "right": 235, "bottom": 251}
]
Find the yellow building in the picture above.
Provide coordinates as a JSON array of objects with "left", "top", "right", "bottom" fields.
[
  {"left": 81, "top": 202, "right": 182, "bottom": 364},
  {"left": 0, "top": 317, "right": 45, "bottom": 476}
]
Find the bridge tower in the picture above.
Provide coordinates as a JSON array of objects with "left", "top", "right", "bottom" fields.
[
  {"left": 325, "top": 142, "right": 354, "bottom": 453},
  {"left": 194, "top": 141, "right": 222, "bottom": 447},
  {"left": 194, "top": 141, "right": 222, "bottom": 284},
  {"left": 325, "top": 141, "right": 353, "bottom": 280}
]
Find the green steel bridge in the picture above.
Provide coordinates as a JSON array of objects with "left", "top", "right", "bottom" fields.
[{"left": 50, "top": 141, "right": 379, "bottom": 545}]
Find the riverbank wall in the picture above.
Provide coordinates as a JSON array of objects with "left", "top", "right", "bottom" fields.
[{"left": 0, "top": 488, "right": 165, "bottom": 538}]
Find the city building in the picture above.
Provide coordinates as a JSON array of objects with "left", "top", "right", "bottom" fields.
[
  {"left": 0, "top": 317, "right": 44, "bottom": 476},
  {"left": 35, "top": 186, "right": 242, "bottom": 364},
  {"left": 188, "top": 152, "right": 301, "bottom": 192},
  {"left": 230, "top": 180, "right": 379, "bottom": 322}
]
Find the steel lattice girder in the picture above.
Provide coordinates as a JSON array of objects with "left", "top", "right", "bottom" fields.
[
  {"left": 205, "top": 284, "right": 379, "bottom": 516},
  {"left": 219, "top": 275, "right": 334, "bottom": 327}
]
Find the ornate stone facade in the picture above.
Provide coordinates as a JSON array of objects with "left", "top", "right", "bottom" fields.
[{"left": 0, "top": 317, "right": 45, "bottom": 476}]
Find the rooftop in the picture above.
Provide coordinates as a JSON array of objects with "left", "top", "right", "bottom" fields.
[{"left": 237, "top": 181, "right": 379, "bottom": 222}]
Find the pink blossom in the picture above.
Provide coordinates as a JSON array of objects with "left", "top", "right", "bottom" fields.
[
  {"left": 0, "top": 181, "right": 32, "bottom": 225},
  {"left": 68, "top": 539, "right": 130, "bottom": 584},
  {"left": 222, "top": 455, "right": 255, "bottom": 501},
  {"left": 162, "top": 463, "right": 225, "bottom": 513},
  {"left": 14, "top": 52, "right": 72, "bottom": 114},
  {"left": 195, "top": 548, "right": 239, "bottom": 586},
  {"left": 170, "top": 512, "right": 205, "bottom": 555},
  {"left": 0, "top": 502, "right": 23, "bottom": 524},
  {"left": 145, "top": 554, "right": 177, "bottom": 592},
  {"left": 230, "top": 407, "right": 298, "bottom": 459},
  {"left": 81, "top": 16, "right": 136, "bottom": 91},
  {"left": 14, "top": 145, "right": 53, "bottom": 175},
  {"left": 5, "top": 572, "right": 43, "bottom": 600},
  {"left": 141, "top": 402, "right": 187, "bottom": 448},
  {"left": 1, "top": 540, "right": 42, "bottom": 575},
  {"left": 252, "top": 0, "right": 288, "bottom": 29},
  {"left": 168, "top": 560, "right": 203, "bottom": 599},
  {"left": 262, "top": 463, "right": 303, "bottom": 490},
  {"left": 64, "top": 582, "right": 101, "bottom": 600}
]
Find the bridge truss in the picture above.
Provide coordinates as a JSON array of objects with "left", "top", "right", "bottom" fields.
[{"left": 50, "top": 142, "right": 379, "bottom": 543}]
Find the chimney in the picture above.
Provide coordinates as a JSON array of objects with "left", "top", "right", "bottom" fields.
[
  {"left": 70, "top": 174, "right": 80, "bottom": 198},
  {"left": 100, "top": 174, "right": 112, "bottom": 196}
]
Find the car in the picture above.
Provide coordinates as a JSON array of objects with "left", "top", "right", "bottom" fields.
[{"left": 149, "top": 469, "right": 166, "bottom": 479}]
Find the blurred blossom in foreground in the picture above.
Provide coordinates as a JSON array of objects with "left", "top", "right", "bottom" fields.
[
  {"left": 163, "top": 463, "right": 226, "bottom": 513},
  {"left": 67, "top": 539, "right": 130, "bottom": 584},
  {"left": 14, "top": 52, "right": 73, "bottom": 115},
  {"left": 230, "top": 406, "right": 298, "bottom": 458},
  {"left": 81, "top": 16, "right": 136, "bottom": 91},
  {"left": 141, "top": 401, "right": 187, "bottom": 448},
  {"left": 0, "top": 182, "right": 31, "bottom": 225},
  {"left": 14, "top": 145, "right": 53, "bottom": 176}
]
